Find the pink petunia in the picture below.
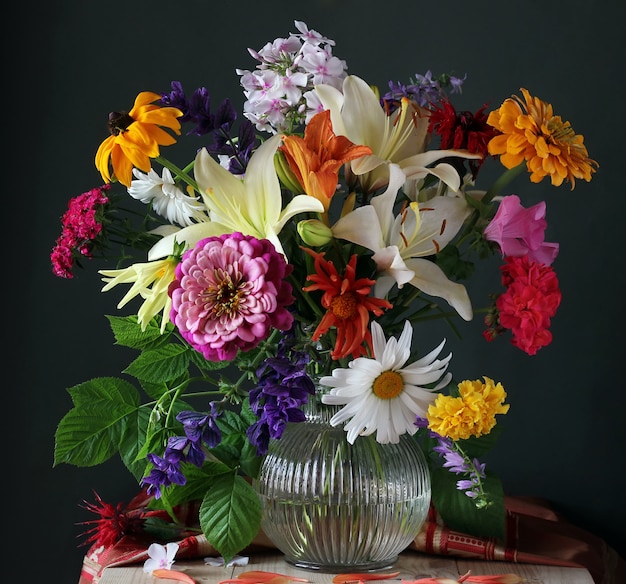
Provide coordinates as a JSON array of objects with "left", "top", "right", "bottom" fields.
[
  {"left": 169, "top": 232, "right": 295, "bottom": 361},
  {"left": 483, "top": 195, "right": 559, "bottom": 266}
]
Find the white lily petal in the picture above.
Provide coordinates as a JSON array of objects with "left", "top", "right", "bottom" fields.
[
  {"left": 147, "top": 221, "right": 228, "bottom": 260},
  {"left": 405, "top": 258, "right": 473, "bottom": 321},
  {"left": 314, "top": 83, "right": 347, "bottom": 135},
  {"left": 332, "top": 206, "right": 384, "bottom": 252}
]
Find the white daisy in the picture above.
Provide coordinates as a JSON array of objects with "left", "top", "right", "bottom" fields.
[
  {"left": 128, "top": 167, "right": 207, "bottom": 227},
  {"left": 320, "top": 320, "right": 452, "bottom": 444}
]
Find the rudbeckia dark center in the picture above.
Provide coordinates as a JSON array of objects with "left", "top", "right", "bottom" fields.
[{"left": 107, "top": 111, "right": 134, "bottom": 136}]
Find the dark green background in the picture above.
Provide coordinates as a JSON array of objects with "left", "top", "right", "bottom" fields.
[{"left": 13, "top": 1, "right": 625, "bottom": 581}]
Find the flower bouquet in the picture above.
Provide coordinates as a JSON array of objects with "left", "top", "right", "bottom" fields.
[{"left": 52, "top": 20, "right": 597, "bottom": 563}]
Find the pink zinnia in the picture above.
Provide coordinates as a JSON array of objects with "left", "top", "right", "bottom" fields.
[
  {"left": 169, "top": 232, "right": 294, "bottom": 361},
  {"left": 483, "top": 194, "right": 559, "bottom": 266}
]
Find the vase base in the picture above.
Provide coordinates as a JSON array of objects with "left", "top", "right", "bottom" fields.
[{"left": 283, "top": 556, "right": 398, "bottom": 573}]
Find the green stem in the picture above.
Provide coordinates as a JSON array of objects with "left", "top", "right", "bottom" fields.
[
  {"left": 155, "top": 156, "right": 199, "bottom": 192},
  {"left": 481, "top": 162, "right": 527, "bottom": 206}
]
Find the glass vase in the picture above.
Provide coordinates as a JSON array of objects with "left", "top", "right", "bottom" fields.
[{"left": 254, "top": 392, "right": 431, "bottom": 572}]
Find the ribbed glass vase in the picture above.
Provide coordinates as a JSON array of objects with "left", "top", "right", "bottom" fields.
[{"left": 254, "top": 393, "right": 431, "bottom": 572}]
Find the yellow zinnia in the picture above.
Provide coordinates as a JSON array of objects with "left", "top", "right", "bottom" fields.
[
  {"left": 487, "top": 88, "right": 598, "bottom": 189},
  {"left": 95, "top": 92, "right": 183, "bottom": 187},
  {"left": 427, "top": 376, "right": 509, "bottom": 441}
]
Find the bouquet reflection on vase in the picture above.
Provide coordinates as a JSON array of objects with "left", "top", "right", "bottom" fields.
[{"left": 51, "top": 19, "right": 597, "bottom": 573}]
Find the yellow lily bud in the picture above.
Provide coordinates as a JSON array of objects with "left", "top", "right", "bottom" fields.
[{"left": 297, "top": 219, "right": 333, "bottom": 247}]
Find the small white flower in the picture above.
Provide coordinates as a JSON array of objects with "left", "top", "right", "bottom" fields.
[
  {"left": 143, "top": 542, "right": 179, "bottom": 573},
  {"left": 128, "top": 167, "right": 207, "bottom": 227},
  {"left": 320, "top": 320, "right": 452, "bottom": 444}
]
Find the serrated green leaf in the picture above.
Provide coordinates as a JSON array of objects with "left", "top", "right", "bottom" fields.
[
  {"left": 150, "top": 461, "right": 232, "bottom": 519},
  {"left": 210, "top": 410, "right": 253, "bottom": 468},
  {"left": 55, "top": 377, "right": 142, "bottom": 467},
  {"left": 140, "top": 379, "right": 175, "bottom": 401},
  {"left": 106, "top": 314, "right": 174, "bottom": 350},
  {"left": 199, "top": 472, "right": 261, "bottom": 562},
  {"left": 54, "top": 401, "right": 137, "bottom": 467},
  {"left": 431, "top": 468, "right": 505, "bottom": 540},
  {"left": 119, "top": 404, "right": 153, "bottom": 481},
  {"left": 188, "top": 348, "right": 230, "bottom": 372},
  {"left": 67, "top": 376, "right": 140, "bottom": 408},
  {"left": 238, "top": 440, "right": 262, "bottom": 479},
  {"left": 124, "top": 345, "right": 190, "bottom": 383}
]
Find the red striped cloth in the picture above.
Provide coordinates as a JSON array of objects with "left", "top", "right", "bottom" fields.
[{"left": 79, "top": 495, "right": 624, "bottom": 584}]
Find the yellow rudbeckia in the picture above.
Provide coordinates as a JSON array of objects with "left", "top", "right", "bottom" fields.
[{"left": 95, "top": 92, "right": 183, "bottom": 187}]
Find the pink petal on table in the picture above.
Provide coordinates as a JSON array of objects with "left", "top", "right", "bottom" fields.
[
  {"left": 333, "top": 571, "right": 400, "bottom": 583},
  {"left": 152, "top": 568, "right": 197, "bottom": 584}
]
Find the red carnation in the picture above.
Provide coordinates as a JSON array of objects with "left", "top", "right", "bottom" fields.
[{"left": 484, "top": 255, "right": 562, "bottom": 355}]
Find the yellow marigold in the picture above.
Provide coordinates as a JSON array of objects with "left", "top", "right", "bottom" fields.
[
  {"left": 487, "top": 88, "right": 598, "bottom": 189},
  {"left": 427, "top": 376, "right": 509, "bottom": 441},
  {"left": 95, "top": 92, "right": 183, "bottom": 188}
]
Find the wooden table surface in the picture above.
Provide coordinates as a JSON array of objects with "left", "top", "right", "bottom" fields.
[{"left": 97, "top": 550, "right": 594, "bottom": 584}]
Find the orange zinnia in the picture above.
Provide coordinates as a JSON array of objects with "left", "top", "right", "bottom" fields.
[
  {"left": 302, "top": 248, "right": 392, "bottom": 360},
  {"left": 279, "top": 110, "right": 372, "bottom": 221},
  {"left": 95, "top": 91, "right": 183, "bottom": 187},
  {"left": 487, "top": 88, "right": 598, "bottom": 189}
]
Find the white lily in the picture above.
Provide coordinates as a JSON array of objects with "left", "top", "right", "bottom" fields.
[
  {"left": 315, "top": 75, "right": 481, "bottom": 193},
  {"left": 332, "top": 164, "right": 473, "bottom": 321},
  {"left": 147, "top": 134, "right": 324, "bottom": 260}
]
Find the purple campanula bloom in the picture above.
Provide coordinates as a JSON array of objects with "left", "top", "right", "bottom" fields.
[{"left": 142, "top": 452, "right": 187, "bottom": 499}]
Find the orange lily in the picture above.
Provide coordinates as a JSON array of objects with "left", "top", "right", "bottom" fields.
[{"left": 279, "top": 110, "right": 372, "bottom": 223}]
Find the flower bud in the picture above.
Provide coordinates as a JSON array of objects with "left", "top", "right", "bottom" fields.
[
  {"left": 274, "top": 150, "right": 303, "bottom": 194},
  {"left": 297, "top": 219, "right": 333, "bottom": 247}
]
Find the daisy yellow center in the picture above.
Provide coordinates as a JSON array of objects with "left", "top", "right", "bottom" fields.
[
  {"left": 372, "top": 370, "right": 404, "bottom": 399},
  {"left": 330, "top": 292, "right": 357, "bottom": 319}
]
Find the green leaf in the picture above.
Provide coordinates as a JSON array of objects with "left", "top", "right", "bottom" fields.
[
  {"left": 431, "top": 468, "right": 505, "bottom": 540},
  {"left": 54, "top": 376, "right": 141, "bottom": 467},
  {"left": 457, "top": 426, "right": 504, "bottom": 460},
  {"left": 124, "top": 344, "right": 191, "bottom": 383},
  {"left": 210, "top": 410, "right": 253, "bottom": 469},
  {"left": 133, "top": 397, "right": 196, "bottom": 464},
  {"left": 162, "top": 461, "right": 232, "bottom": 510},
  {"left": 119, "top": 404, "right": 153, "bottom": 481},
  {"left": 106, "top": 314, "right": 173, "bottom": 350},
  {"left": 188, "top": 348, "right": 230, "bottom": 373},
  {"left": 66, "top": 376, "right": 139, "bottom": 408},
  {"left": 199, "top": 472, "right": 262, "bottom": 562},
  {"left": 436, "top": 246, "right": 475, "bottom": 281}
]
